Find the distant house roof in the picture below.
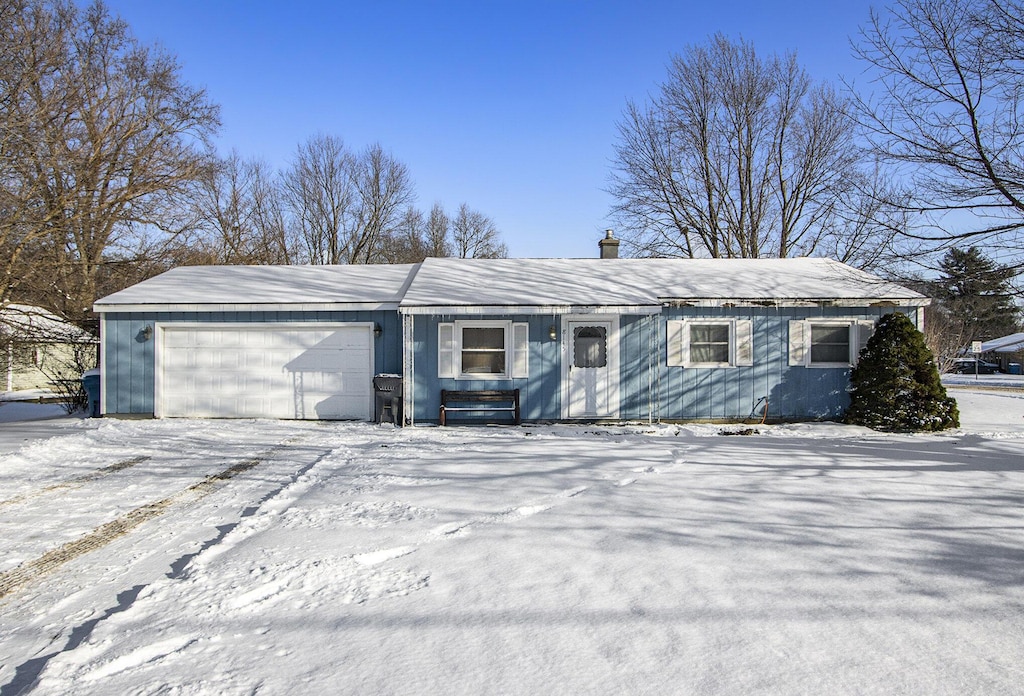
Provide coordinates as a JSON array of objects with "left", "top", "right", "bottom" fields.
[
  {"left": 1, "top": 304, "right": 95, "bottom": 343},
  {"left": 982, "top": 332, "right": 1024, "bottom": 353},
  {"left": 94, "top": 258, "right": 928, "bottom": 314}
]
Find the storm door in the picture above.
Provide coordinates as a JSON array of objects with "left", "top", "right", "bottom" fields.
[{"left": 563, "top": 318, "right": 618, "bottom": 418}]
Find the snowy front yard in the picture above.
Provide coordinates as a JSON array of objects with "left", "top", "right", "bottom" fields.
[{"left": 1, "top": 389, "right": 1023, "bottom": 695}]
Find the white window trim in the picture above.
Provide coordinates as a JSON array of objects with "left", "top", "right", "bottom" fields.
[
  {"left": 458, "top": 319, "right": 511, "bottom": 379},
  {"left": 440, "top": 321, "right": 528, "bottom": 380},
  {"left": 795, "top": 319, "right": 875, "bottom": 368},
  {"left": 667, "top": 318, "right": 753, "bottom": 368}
]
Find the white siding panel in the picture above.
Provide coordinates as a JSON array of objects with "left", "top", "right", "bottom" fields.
[{"left": 158, "top": 325, "right": 373, "bottom": 420}]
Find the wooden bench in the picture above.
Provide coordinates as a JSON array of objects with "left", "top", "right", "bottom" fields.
[{"left": 439, "top": 389, "right": 521, "bottom": 426}]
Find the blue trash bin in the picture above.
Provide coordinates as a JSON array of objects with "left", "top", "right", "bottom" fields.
[
  {"left": 81, "top": 368, "right": 101, "bottom": 417},
  {"left": 1009, "top": 363, "right": 1021, "bottom": 375}
]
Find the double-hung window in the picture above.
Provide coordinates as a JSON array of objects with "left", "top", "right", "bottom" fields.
[
  {"left": 438, "top": 321, "right": 529, "bottom": 379},
  {"left": 461, "top": 325, "right": 506, "bottom": 374},
  {"left": 810, "top": 324, "right": 851, "bottom": 364},
  {"left": 789, "top": 319, "right": 876, "bottom": 367},
  {"left": 666, "top": 319, "right": 753, "bottom": 367}
]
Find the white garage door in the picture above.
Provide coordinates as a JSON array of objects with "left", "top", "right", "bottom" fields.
[{"left": 157, "top": 323, "right": 373, "bottom": 420}]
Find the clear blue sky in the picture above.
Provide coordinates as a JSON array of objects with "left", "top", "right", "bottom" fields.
[{"left": 102, "top": 0, "right": 879, "bottom": 259}]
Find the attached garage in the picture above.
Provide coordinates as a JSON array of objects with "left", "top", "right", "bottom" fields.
[
  {"left": 155, "top": 323, "right": 374, "bottom": 420},
  {"left": 94, "top": 265, "right": 415, "bottom": 420}
]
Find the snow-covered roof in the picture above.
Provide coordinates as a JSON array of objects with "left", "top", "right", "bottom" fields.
[
  {"left": 94, "top": 264, "right": 421, "bottom": 312},
  {"left": 94, "top": 258, "right": 927, "bottom": 314},
  {"left": 981, "top": 332, "right": 1024, "bottom": 353},
  {"left": 1, "top": 304, "right": 95, "bottom": 342},
  {"left": 398, "top": 257, "right": 927, "bottom": 314}
]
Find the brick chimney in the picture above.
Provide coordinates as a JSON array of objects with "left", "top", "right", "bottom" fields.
[{"left": 599, "top": 229, "right": 620, "bottom": 259}]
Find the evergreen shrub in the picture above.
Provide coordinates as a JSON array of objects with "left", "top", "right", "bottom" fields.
[{"left": 844, "top": 312, "right": 959, "bottom": 431}]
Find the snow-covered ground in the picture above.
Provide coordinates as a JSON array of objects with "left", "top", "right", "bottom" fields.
[
  {"left": 942, "top": 372, "right": 1024, "bottom": 390},
  {"left": 1, "top": 388, "right": 1023, "bottom": 695}
]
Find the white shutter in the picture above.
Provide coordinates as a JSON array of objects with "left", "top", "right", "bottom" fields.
[
  {"left": 666, "top": 320, "right": 685, "bottom": 366},
  {"left": 789, "top": 320, "right": 806, "bottom": 366},
  {"left": 512, "top": 323, "right": 529, "bottom": 378},
  {"left": 856, "top": 319, "right": 876, "bottom": 363},
  {"left": 438, "top": 323, "right": 456, "bottom": 378},
  {"left": 734, "top": 319, "right": 753, "bottom": 366}
]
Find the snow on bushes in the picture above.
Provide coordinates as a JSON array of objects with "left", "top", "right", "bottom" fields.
[{"left": 844, "top": 312, "right": 959, "bottom": 431}]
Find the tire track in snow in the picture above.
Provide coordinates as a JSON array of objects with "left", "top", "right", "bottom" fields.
[
  {"left": 0, "top": 440, "right": 303, "bottom": 602},
  {"left": 170, "top": 444, "right": 339, "bottom": 574},
  {"left": 424, "top": 447, "right": 681, "bottom": 545},
  {"left": 0, "top": 456, "right": 150, "bottom": 510},
  {"left": 419, "top": 485, "right": 591, "bottom": 544}
]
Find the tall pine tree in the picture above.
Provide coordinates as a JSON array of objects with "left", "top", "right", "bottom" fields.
[
  {"left": 929, "top": 248, "right": 1020, "bottom": 343},
  {"left": 845, "top": 313, "right": 959, "bottom": 432}
]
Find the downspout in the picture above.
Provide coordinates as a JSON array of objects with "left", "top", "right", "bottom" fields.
[
  {"left": 99, "top": 312, "right": 107, "bottom": 415},
  {"left": 647, "top": 314, "right": 654, "bottom": 424},
  {"left": 650, "top": 309, "right": 663, "bottom": 424},
  {"left": 654, "top": 313, "right": 661, "bottom": 423},
  {"left": 402, "top": 313, "right": 415, "bottom": 426}
]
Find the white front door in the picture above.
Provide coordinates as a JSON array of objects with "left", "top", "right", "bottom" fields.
[{"left": 563, "top": 317, "right": 619, "bottom": 419}]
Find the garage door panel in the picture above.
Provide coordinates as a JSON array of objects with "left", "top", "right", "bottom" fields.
[{"left": 159, "top": 325, "right": 374, "bottom": 420}]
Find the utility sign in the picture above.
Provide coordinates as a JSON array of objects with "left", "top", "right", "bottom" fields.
[{"left": 971, "top": 341, "right": 983, "bottom": 354}]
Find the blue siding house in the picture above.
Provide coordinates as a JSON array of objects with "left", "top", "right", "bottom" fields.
[{"left": 93, "top": 248, "right": 928, "bottom": 424}]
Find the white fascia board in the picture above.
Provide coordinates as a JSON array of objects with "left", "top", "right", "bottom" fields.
[
  {"left": 94, "top": 302, "right": 401, "bottom": 314},
  {"left": 659, "top": 297, "right": 931, "bottom": 308},
  {"left": 398, "top": 304, "right": 662, "bottom": 316},
  {"left": 156, "top": 321, "right": 377, "bottom": 330}
]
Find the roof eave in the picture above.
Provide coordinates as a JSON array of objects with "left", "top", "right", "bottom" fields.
[
  {"left": 660, "top": 297, "right": 931, "bottom": 308},
  {"left": 398, "top": 304, "right": 662, "bottom": 316},
  {"left": 93, "top": 301, "right": 402, "bottom": 314}
]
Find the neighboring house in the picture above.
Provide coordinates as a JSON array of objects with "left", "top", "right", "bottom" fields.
[
  {"left": 2, "top": 304, "right": 98, "bottom": 393},
  {"left": 981, "top": 332, "right": 1024, "bottom": 373},
  {"left": 93, "top": 246, "right": 928, "bottom": 424}
]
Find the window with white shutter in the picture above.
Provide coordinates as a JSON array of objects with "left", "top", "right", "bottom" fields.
[
  {"left": 666, "top": 318, "right": 752, "bottom": 367},
  {"left": 439, "top": 320, "right": 520, "bottom": 379},
  {"left": 790, "top": 318, "right": 878, "bottom": 367}
]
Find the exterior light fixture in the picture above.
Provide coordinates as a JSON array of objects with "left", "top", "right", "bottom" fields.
[
  {"left": 548, "top": 325, "right": 558, "bottom": 341},
  {"left": 142, "top": 325, "right": 153, "bottom": 341},
  {"left": 374, "top": 323, "right": 383, "bottom": 337}
]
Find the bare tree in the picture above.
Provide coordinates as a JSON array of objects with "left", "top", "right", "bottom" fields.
[
  {"left": 815, "top": 163, "right": 917, "bottom": 271},
  {"left": 282, "top": 137, "right": 416, "bottom": 264},
  {"left": 0, "top": 0, "right": 70, "bottom": 309},
  {"left": 1, "top": 0, "right": 220, "bottom": 323},
  {"left": 610, "top": 34, "right": 885, "bottom": 262},
  {"left": 248, "top": 159, "right": 293, "bottom": 263},
  {"left": 921, "top": 305, "right": 973, "bottom": 372},
  {"left": 424, "top": 202, "right": 452, "bottom": 257},
  {"left": 191, "top": 151, "right": 291, "bottom": 264},
  {"left": 451, "top": 203, "right": 507, "bottom": 259},
  {"left": 376, "top": 206, "right": 426, "bottom": 264},
  {"left": 350, "top": 143, "right": 415, "bottom": 263},
  {"left": 282, "top": 134, "right": 357, "bottom": 265},
  {"left": 854, "top": 0, "right": 1024, "bottom": 248}
]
